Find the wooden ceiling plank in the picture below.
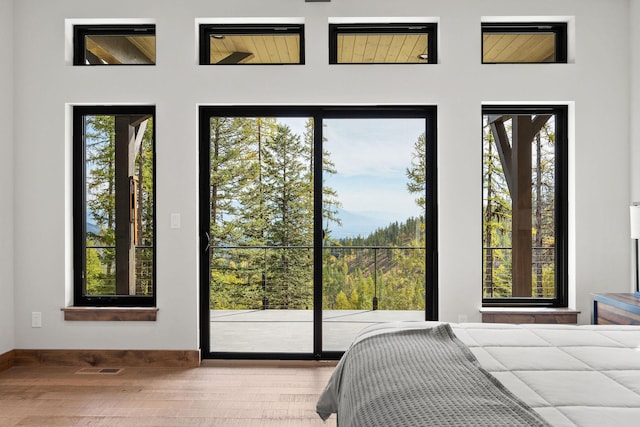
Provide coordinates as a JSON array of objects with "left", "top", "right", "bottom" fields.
[
  {"left": 374, "top": 34, "right": 393, "bottom": 62},
  {"left": 483, "top": 34, "right": 510, "bottom": 62},
  {"left": 351, "top": 34, "right": 368, "bottom": 63},
  {"left": 273, "top": 35, "right": 292, "bottom": 63},
  {"left": 246, "top": 35, "right": 264, "bottom": 63},
  {"left": 363, "top": 34, "right": 381, "bottom": 63},
  {"left": 522, "top": 35, "right": 556, "bottom": 63},
  {"left": 284, "top": 35, "right": 300, "bottom": 63},
  {"left": 396, "top": 34, "right": 415, "bottom": 62},
  {"left": 386, "top": 34, "right": 406, "bottom": 63},
  {"left": 126, "top": 36, "right": 155, "bottom": 63},
  {"left": 272, "top": 35, "right": 287, "bottom": 63},
  {"left": 410, "top": 34, "right": 428, "bottom": 62},
  {"left": 497, "top": 34, "right": 533, "bottom": 63},
  {"left": 340, "top": 34, "right": 356, "bottom": 63},
  {"left": 262, "top": 36, "right": 280, "bottom": 63}
]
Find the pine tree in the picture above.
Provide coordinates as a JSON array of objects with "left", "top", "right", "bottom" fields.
[
  {"left": 482, "top": 122, "right": 512, "bottom": 297},
  {"left": 262, "top": 124, "right": 314, "bottom": 309},
  {"left": 85, "top": 115, "right": 116, "bottom": 294}
]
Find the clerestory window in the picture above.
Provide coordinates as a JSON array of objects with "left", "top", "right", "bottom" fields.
[
  {"left": 329, "top": 23, "right": 437, "bottom": 64},
  {"left": 199, "top": 24, "right": 305, "bottom": 65},
  {"left": 482, "top": 105, "right": 568, "bottom": 306},
  {"left": 73, "top": 25, "right": 156, "bottom": 65},
  {"left": 73, "top": 106, "right": 156, "bottom": 306},
  {"left": 482, "top": 22, "right": 567, "bottom": 64}
]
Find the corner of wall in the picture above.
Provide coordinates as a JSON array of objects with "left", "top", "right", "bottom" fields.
[{"left": 0, "top": 0, "right": 15, "bottom": 354}]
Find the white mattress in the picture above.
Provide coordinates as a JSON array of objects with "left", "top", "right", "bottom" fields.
[{"left": 354, "top": 322, "right": 640, "bottom": 427}]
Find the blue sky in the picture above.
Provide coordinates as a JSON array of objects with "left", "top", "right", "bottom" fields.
[{"left": 281, "top": 117, "right": 425, "bottom": 237}]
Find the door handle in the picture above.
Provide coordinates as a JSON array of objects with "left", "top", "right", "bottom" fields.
[{"left": 203, "top": 231, "right": 211, "bottom": 252}]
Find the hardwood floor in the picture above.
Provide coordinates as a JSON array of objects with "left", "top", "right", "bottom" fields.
[{"left": 0, "top": 360, "right": 337, "bottom": 426}]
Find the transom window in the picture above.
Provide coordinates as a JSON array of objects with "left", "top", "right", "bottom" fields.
[
  {"left": 73, "top": 106, "right": 156, "bottom": 306},
  {"left": 73, "top": 25, "right": 156, "bottom": 65},
  {"left": 329, "top": 23, "right": 437, "bottom": 64},
  {"left": 482, "top": 23, "right": 567, "bottom": 64},
  {"left": 199, "top": 24, "right": 305, "bottom": 65},
  {"left": 482, "top": 105, "right": 568, "bottom": 307}
]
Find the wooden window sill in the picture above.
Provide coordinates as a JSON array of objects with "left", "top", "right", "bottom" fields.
[
  {"left": 480, "top": 307, "right": 580, "bottom": 324},
  {"left": 61, "top": 307, "right": 158, "bottom": 321}
]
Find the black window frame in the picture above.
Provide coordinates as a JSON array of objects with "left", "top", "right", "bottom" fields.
[
  {"left": 328, "top": 23, "right": 438, "bottom": 64},
  {"left": 482, "top": 104, "right": 568, "bottom": 308},
  {"left": 481, "top": 22, "right": 568, "bottom": 64},
  {"left": 73, "top": 105, "right": 157, "bottom": 307},
  {"left": 73, "top": 24, "right": 156, "bottom": 66},
  {"left": 199, "top": 24, "right": 306, "bottom": 65}
]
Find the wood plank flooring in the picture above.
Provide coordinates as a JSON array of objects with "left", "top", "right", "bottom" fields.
[{"left": 0, "top": 361, "right": 337, "bottom": 426}]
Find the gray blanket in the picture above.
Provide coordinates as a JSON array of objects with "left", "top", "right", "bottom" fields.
[{"left": 316, "top": 323, "right": 551, "bottom": 426}]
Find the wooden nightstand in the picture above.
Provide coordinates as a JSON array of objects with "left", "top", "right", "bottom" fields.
[{"left": 593, "top": 293, "right": 640, "bottom": 325}]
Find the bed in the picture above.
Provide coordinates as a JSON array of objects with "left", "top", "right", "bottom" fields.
[{"left": 317, "top": 321, "right": 640, "bottom": 426}]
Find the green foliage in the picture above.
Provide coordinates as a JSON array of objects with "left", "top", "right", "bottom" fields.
[
  {"left": 84, "top": 115, "right": 154, "bottom": 296},
  {"left": 209, "top": 118, "right": 429, "bottom": 312},
  {"left": 482, "top": 116, "right": 557, "bottom": 298}
]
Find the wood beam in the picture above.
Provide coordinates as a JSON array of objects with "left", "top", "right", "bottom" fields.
[
  {"left": 217, "top": 51, "right": 253, "bottom": 64},
  {"left": 531, "top": 115, "right": 552, "bottom": 137},
  {"left": 489, "top": 118, "right": 513, "bottom": 196},
  {"left": 511, "top": 115, "right": 533, "bottom": 297},
  {"left": 86, "top": 36, "right": 154, "bottom": 65}
]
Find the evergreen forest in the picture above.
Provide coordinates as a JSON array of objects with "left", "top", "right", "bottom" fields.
[
  {"left": 84, "top": 115, "right": 155, "bottom": 296},
  {"left": 482, "top": 114, "right": 557, "bottom": 298},
  {"left": 208, "top": 117, "right": 427, "bottom": 311}
]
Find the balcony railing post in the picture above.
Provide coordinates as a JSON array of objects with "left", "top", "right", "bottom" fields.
[
  {"left": 262, "top": 247, "right": 269, "bottom": 310},
  {"left": 372, "top": 248, "right": 378, "bottom": 310}
]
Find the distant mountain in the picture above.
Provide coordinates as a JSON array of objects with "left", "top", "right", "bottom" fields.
[{"left": 327, "top": 208, "right": 400, "bottom": 240}]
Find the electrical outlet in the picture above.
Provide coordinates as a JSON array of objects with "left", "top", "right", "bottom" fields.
[
  {"left": 31, "top": 312, "right": 42, "bottom": 328},
  {"left": 457, "top": 314, "right": 468, "bottom": 323}
]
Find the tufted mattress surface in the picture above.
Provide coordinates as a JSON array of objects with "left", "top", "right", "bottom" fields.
[{"left": 447, "top": 322, "right": 640, "bottom": 426}]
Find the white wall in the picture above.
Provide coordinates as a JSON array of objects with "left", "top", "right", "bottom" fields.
[
  {"left": 0, "top": 0, "right": 15, "bottom": 355},
  {"left": 10, "top": 0, "right": 632, "bottom": 351},
  {"left": 631, "top": 1, "right": 640, "bottom": 202}
]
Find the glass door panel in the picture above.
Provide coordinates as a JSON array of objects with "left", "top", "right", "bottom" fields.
[
  {"left": 206, "top": 116, "right": 313, "bottom": 353},
  {"left": 321, "top": 118, "right": 427, "bottom": 352}
]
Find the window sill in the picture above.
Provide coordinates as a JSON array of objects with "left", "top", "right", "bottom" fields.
[
  {"left": 61, "top": 307, "right": 158, "bottom": 321},
  {"left": 479, "top": 307, "right": 579, "bottom": 324}
]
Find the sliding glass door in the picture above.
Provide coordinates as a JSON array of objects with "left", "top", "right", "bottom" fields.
[
  {"left": 321, "top": 117, "right": 428, "bottom": 352},
  {"left": 199, "top": 106, "right": 437, "bottom": 359}
]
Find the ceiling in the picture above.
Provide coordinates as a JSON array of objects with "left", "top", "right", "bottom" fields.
[
  {"left": 85, "top": 35, "right": 156, "bottom": 65},
  {"left": 209, "top": 34, "right": 301, "bottom": 64},
  {"left": 336, "top": 34, "right": 428, "bottom": 63},
  {"left": 483, "top": 33, "right": 556, "bottom": 63}
]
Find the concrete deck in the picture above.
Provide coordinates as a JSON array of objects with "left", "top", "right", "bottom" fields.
[{"left": 210, "top": 309, "right": 425, "bottom": 353}]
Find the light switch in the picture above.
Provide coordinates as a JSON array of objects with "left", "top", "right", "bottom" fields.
[
  {"left": 32, "top": 312, "right": 42, "bottom": 328},
  {"left": 170, "top": 213, "right": 181, "bottom": 229}
]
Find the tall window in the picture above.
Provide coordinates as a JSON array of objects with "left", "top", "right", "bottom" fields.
[
  {"left": 73, "top": 106, "right": 156, "bottom": 306},
  {"left": 73, "top": 25, "right": 156, "bottom": 65},
  {"left": 329, "top": 23, "right": 437, "bottom": 64},
  {"left": 482, "top": 106, "right": 567, "bottom": 306}
]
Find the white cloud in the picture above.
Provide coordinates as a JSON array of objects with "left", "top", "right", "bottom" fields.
[{"left": 324, "top": 118, "right": 423, "bottom": 178}]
